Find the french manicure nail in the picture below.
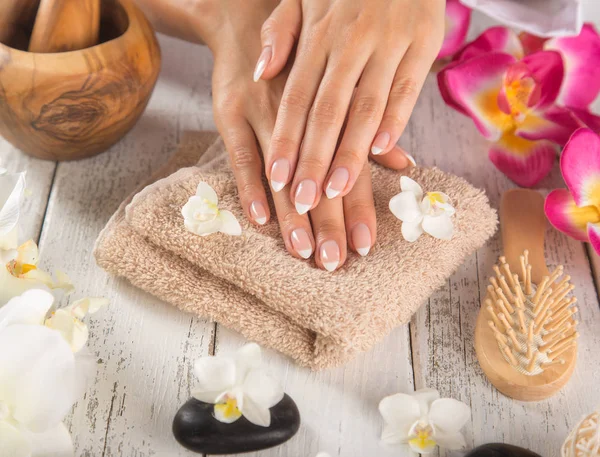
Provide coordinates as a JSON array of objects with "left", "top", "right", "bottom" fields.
[
  {"left": 250, "top": 201, "right": 267, "bottom": 225},
  {"left": 270, "top": 159, "right": 290, "bottom": 193},
  {"left": 352, "top": 223, "right": 372, "bottom": 257},
  {"left": 325, "top": 168, "right": 349, "bottom": 199},
  {"left": 291, "top": 228, "right": 313, "bottom": 259},
  {"left": 294, "top": 180, "right": 317, "bottom": 215},
  {"left": 321, "top": 240, "right": 340, "bottom": 272},
  {"left": 253, "top": 46, "right": 272, "bottom": 82},
  {"left": 405, "top": 153, "right": 417, "bottom": 167},
  {"left": 371, "top": 132, "right": 390, "bottom": 155}
]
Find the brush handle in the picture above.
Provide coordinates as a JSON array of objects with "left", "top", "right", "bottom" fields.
[
  {"left": 500, "top": 189, "right": 549, "bottom": 284},
  {"left": 29, "top": 0, "right": 100, "bottom": 53}
]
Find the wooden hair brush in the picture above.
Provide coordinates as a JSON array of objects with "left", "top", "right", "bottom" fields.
[{"left": 475, "top": 189, "right": 579, "bottom": 401}]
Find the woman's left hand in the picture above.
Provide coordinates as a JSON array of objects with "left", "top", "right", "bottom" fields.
[{"left": 255, "top": 0, "right": 444, "bottom": 214}]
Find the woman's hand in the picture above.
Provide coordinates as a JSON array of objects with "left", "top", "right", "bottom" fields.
[{"left": 255, "top": 0, "right": 443, "bottom": 214}]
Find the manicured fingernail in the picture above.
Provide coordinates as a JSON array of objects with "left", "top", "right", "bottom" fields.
[
  {"left": 253, "top": 46, "right": 272, "bottom": 82},
  {"left": 405, "top": 153, "right": 417, "bottom": 167},
  {"left": 270, "top": 159, "right": 290, "bottom": 193},
  {"left": 294, "top": 179, "right": 317, "bottom": 215},
  {"left": 325, "top": 168, "right": 349, "bottom": 199},
  {"left": 371, "top": 132, "right": 390, "bottom": 155},
  {"left": 352, "top": 223, "right": 372, "bottom": 257},
  {"left": 291, "top": 228, "right": 312, "bottom": 259},
  {"left": 250, "top": 201, "right": 267, "bottom": 225},
  {"left": 320, "top": 240, "right": 340, "bottom": 272}
]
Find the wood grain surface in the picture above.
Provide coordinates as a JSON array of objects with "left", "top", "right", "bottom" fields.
[{"left": 2, "top": 6, "right": 600, "bottom": 457}]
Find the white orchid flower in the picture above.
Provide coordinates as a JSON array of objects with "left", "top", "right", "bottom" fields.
[
  {"left": 0, "top": 240, "right": 75, "bottom": 305},
  {"left": 0, "top": 171, "right": 25, "bottom": 255},
  {"left": 315, "top": 453, "right": 332, "bottom": 457},
  {"left": 389, "top": 176, "right": 455, "bottom": 242},
  {"left": 0, "top": 289, "right": 97, "bottom": 457},
  {"left": 192, "top": 343, "right": 284, "bottom": 427},
  {"left": 182, "top": 182, "right": 242, "bottom": 237},
  {"left": 379, "top": 388, "right": 470, "bottom": 456}
]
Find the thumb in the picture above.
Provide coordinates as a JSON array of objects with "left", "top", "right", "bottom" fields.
[
  {"left": 370, "top": 145, "right": 417, "bottom": 171},
  {"left": 253, "top": 0, "right": 301, "bottom": 82}
]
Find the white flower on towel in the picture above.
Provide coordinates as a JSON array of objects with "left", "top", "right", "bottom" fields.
[
  {"left": 192, "top": 343, "right": 284, "bottom": 427},
  {"left": 379, "top": 388, "right": 470, "bottom": 456},
  {"left": 389, "top": 176, "right": 455, "bottom": 242},
  {"left": 182, "top": 182, "right": 242, "bottom": 237}
]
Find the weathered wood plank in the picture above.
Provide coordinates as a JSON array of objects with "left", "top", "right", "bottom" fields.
[
  {"left": 35, "top": 35, "right": 217, "bottom": 456},
  {"left": 212, "top": 325, "right": 414, "bottom": 457}
]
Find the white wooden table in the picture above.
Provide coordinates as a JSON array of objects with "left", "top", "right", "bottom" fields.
[{"left": 3, "top": 8, "right": 600, "bottom": 457}]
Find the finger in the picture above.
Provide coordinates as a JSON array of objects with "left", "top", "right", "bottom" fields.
[
  {"left": 370, "top": 42, "right": 437, "bottom": 157},
  {"left": 252, "top": 114, "right": 316, "bottom": 260},
  {"left": 265, "top": 42, "right": 327, "bottom": 196},
  {"left": 310, "top": 194, "right": 347, "bottom": 272},
  {"left": 290, "top": 53, "right": 369, "bottom": 214},
  {"left": 343, "top": 163, "right": 376, "bottom": 256},
  {"left": 219, "top": 116, "right": 271, "bottom": 226},
  {"left": 255, "top": 0, "right": 302, "bottom": 81},
  {"left": 324, "top": 52, "right": 403, "bottom": 200},
  {"left": 370, "top": 144, "right": 416, "bottom": 170}
]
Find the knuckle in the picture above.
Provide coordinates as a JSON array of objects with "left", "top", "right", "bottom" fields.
[
  {"left": 308, "top": 97, "right": 342, "bottom": 126},
  {"left": 316, "top": 218, "right": 345, "bottom": 237},
  {"left": 269, "top": 135, "right": 298, "bottom": 157},
  {"left": 280, "top": 87, "right": 312, "bottom": 115},
  {"left": 339, "top": 147, "right": 364, "bottom": 165},
  {"left": 214, "top": 91, "right": 242, "bottom": 117},
  {"left": 350, "top": 95, "right": 382, "bottom": 122},
  {"left": 390, "top": 76, "right": 419, "bottom": 102},
  {"left": 281, "top": 211, "right": 303, "bottom": 229},
  {"left": 346, "top": 200, "right": 374, "bottom": 217},
  {"left": 382, "top": 111, "right": 408, "bottom": 131},
  {"left": 299, "top": 154, "right": 330, "bottom": 172},
  {"left": 261, "top": 17, "right": 279, "bottom": 40},
  {"left": 238, "top": 180, "right": 262, "bottom": 201},
  {"left": 229, "top": 144, "right": 257, "bottom": 170}
]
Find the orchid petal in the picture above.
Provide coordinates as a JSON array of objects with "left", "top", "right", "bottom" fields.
[
  {"left": 400, "top": 176, "right": 423, "bottom": 199},
  {"left": 0, "top": 226, "right": 18, "bottom": 252},
  {"left": 518, "top": 32, "right": 547, "bottom": 55},
  {"left": 438, "top": 0, "right": 471, "bottom": 59},
  {"left": 26, "top": 422, "right": 74, "bottom": 457},
  {"left": 438, "top": 62, "right": 470, "bottom": 116},
  {"left": 434, "top": 431, "right": 467, "bottom": 450},
  {"left": 0, "top": 172, "right": 26, "bottom": 237},
  {"left": 546, "top": 24, "right": 600, "bottom": 109},
  {"left": 0, "top": 267, "right": 48, "bottom": 306},
  {"left": 234, "top": 343, "right": 263, "bottom": 383},
  {"left": 0, "top": 289, "right": 54, "bottom": 331},
  {"left": 519, "top": 51, "right": 563, "bottom": 109},
  {"left": 192, "top": 356, "right": 236, "bottom": 403},
  {"left": 428, "top": 398, "right": 471, "bottom": 433},
  {"left": 455, "top": 27, "right": 523, "bottom": 62},
  {"left": 218, "top": 210, "right": 242, "bottom": 236},
  {"left": 587, "top": 223, "right": 600, "bottom": 256},
  {"left": 379, "top": 393, "right": 421, "bottom": 436},
  {"left": 569, "top": 108, "right": 600, "bottom": 134},
  {"left": 54, "top": 271, "right": 75, "bottom": 296},
  {"left": 412, "top": 388, "right": 440, "bottom": 417},
  {"left": 408, "top": 434, "right": 438, "bottom": 454},
  {"left": 22, "top": 269, "right": 55, "bottom": 288},
  {"left": 390, "top": 192, "right": 424, "bottom": 223},
  {"left": 516, "top": 106, "right": 580, "bottom": 146},
  {"left": 185, "top": 218, "right": 222, "bottom": 237},
  {"left": 545, "top": 189, "right": 596, "bottom": 241},
  {"left": 402, "top": 221, "right": 424, "bottom": 243},
  {"left": 242, "top": 368, "right": 284, "bottom": 410},
  {"left": 0, "top": 325, "right": 78, "bottom": 432},
  {"left": 381, "top": 424, "right": 411, "bottom": 445},
  {"left": 560, "top": 128, "right": 600, "bottom": 207},
  {"left": 422, "top": 214, "right": 454, "bottom": 240},
  {"left": 442, "top": 53, "right": 517, "bottom": 141},
  {"left": 45, "top": 309, "right": 89, "bottom": 353},
  {"left": 0, "top": 421, "right": 31, "bottom": 457},
  {"left": 66, "top": 297, "right": 108, "bottom": 320},
  {"left": 241, "top": 396, "right": 271, "bottom": 427},
  {"left": 195, "top": 182, "right": 218, "bottom": 206},
  {"left": 489, "top": 135, "right": 556, "bottom": 187},
  {"left": 213, "top": 397, "right": 243, "bottom": 424},
  {"left": 16, "top": 240, "right": 39, "bottom": 266}
]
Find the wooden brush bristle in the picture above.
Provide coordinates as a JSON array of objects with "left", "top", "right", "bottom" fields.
[{"left": 483, "top": 251, "right": 578, "bottom": 375}]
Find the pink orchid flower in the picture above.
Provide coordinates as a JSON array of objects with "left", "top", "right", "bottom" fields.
[
  {"left": 438, "top": 25, "right": 600, "bottom": 187},
  {"left": 545, "top": 129, "right": 600, "bottom": 254},
  {"left": 438, "top": 0, "right": 472, "bottom": 59}
]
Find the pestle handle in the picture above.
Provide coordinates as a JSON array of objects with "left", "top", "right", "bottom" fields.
[
  {"left": 29, "top": 0, "right": 100, "bottom": 53},
  {"left": 500, "top": 189, "right": 550, "bottom": 285},
  {"left": 0, "top": 0, "right": 41, "bottom": 48}
]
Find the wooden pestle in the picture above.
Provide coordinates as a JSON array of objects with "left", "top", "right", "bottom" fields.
[
  {"left": 0, "top": 0, "right": 41, "bottom": 48},
  {"left": 29, "top": 0, "right": 101, "bottom": 53}
]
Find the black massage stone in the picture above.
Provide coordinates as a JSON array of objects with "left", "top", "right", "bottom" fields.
[{"left": 465, "top": 443, "right": 543, "bottom": 457}]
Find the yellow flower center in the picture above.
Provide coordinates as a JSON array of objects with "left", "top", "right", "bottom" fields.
[
  {"left": 408, "top": 425, "right": 437, "bottom": 452},
  {"left": 504, "top": 76, "right": 537, "bottom": 122},
  {"left": 214, "top": 397, "right": 242, "bottom": 421},
  {"left": 6, "top": 260, "right": 37, "bottom": 278},
  {"left": 427, "top": 192, "right": 445, "bottom": 205}
]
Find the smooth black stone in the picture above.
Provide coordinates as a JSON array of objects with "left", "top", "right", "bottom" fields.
[
  {"left": 465, "top": 444, "right": 543, "bottom": 457},
  {"left": 172, "top": 394, "right": 300, "bottom": 454}
]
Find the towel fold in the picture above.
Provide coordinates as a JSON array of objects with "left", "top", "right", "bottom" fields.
[{"left": 95, "top": 133, "right": 497, "bottom": 369}]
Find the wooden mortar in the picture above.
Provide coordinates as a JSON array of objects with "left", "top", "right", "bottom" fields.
[{"left": 0, "top": 0, "right": 161, "bottom": 161}]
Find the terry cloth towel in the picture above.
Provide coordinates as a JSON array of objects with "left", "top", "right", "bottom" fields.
[{"left": 95, "top": 132, "right": 497, "bottom": 370}]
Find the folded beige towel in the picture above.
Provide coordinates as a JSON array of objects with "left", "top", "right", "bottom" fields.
[{"left": 95, "top": 132, "right": 497, "bottom": 369}]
